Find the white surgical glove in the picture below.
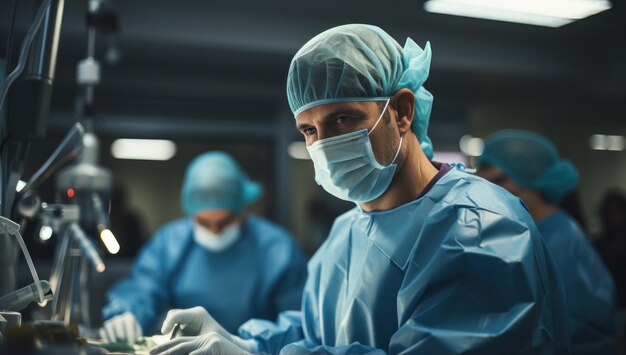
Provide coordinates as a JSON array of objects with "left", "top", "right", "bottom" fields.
[
  {"left": 149, "top": 332, "right": 257, "bottom": 355},
  {"left": 160, "top": 307, "right": 257, "bottom": 352},
  {"left": 99, "top": 311, "right": 143, "bottom": 344}
]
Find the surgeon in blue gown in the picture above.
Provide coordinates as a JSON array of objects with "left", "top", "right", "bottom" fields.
[
  {"left": 100, "top": 151, "right": 307, "bottom": 343},
  {"left": 150, "top": 24, "right": 570, "bottom": 355},
  {"left": 478, "top": 130, "right": 616, "bottom": 354}
]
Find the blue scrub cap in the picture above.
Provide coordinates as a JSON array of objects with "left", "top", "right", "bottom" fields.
[
  {"left": 479, "top": 130, "right": 579, "bottom": 203},
  {"left": 181, "top": 151, "right": 262, "bottom": 215},
  {"left": 286, "top": 24, "right": 434, "bottom": 159}
]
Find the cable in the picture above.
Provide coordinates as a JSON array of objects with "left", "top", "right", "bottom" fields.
[
  {"left": 0, "top": 0, "right": 51, "bottom": 113},
  {"left": 3, "top": 0, "right": 18, "bottom": 71}
]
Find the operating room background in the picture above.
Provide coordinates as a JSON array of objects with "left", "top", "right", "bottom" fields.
[{"left": 1, "top": 0, "right": 625, "bottom": 327}]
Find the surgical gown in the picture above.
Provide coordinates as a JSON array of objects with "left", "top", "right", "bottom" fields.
[
  {"left": 239, "top": 168, "right": 571, "bottom": 354},
  {"left": 103, "top": 215, "right": 307, "bottom": 334},
  {"left": 536, "top": 210, "right": 615, "bottom": 354}
]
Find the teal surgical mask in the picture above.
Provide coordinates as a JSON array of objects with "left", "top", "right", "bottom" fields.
[{"left": 306, "top": 100, "right": 402, "bottom": 202}]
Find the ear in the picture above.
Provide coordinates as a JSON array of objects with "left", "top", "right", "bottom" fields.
[{"left": 391, "top": 88, "right": 415, "bottom": 135}]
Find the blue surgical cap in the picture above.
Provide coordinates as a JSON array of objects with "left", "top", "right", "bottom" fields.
[
  {"left": 181, "top": 151, "right": 262, "bottom": 215},
  {"left": 286, "top": 24, "right": 435, "bottom": 159},
  {"left": 479, "top": 130, "right": 579, "bottom": 203}
]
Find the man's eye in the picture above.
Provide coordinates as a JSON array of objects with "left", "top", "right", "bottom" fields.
[
  {"left": 332, "top": 116, "right": 349, "bottom": 126},
  {"left": 301, "top": 127, "right": 316, "bottom": 136}
]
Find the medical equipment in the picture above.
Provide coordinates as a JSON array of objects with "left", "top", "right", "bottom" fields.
[
  {"left": 0, "top": 216, "right": 50, "bottom": 310},
  {"left": 41, "top": 202, "right": 106, "bottom": 325},
  {"left": 10, "top": 122, "right": 112, "bottom": 326},
  {"left": 55, "top": 132, "right": 117, "bottom": 255},
  {"left": 0, "top": 0, "right": 64, "bottom": 136},
  {"left": 0, "top": 281, "right": 53, "bottom": 312},
  {"left": 0, "top": 216, "right": 53, "bottom": 341},
  {"left": 170, "top": 323, "right": 181, "bottom": 340},
  {"left": 1, "top": 0, "right": 66, "bottom": 297},
  {"left": 57, "top": 0, "right": 120, "bottom": 257},
  {"left": 0, "top": 0, "right": 120, "bottom": 348}
]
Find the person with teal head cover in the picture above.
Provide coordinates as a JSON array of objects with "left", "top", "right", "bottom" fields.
[
  {"left": 100, "top": 151, "right": 307, "bottom": 344},
  {"left": 150, "top": 25, "right": 571, "bottom": 355},
  {"left": 478, "top": 129, "right": 616, "bottom": 355}
]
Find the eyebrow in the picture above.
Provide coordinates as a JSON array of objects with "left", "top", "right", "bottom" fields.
[
  {"left": 295, "top": 108, "right": 369, "bottom": 131},
  {"left": 296, "top": 122, "right": 312, "bottom": 131}
]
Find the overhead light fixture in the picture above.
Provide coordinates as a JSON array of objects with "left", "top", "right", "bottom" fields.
[
  {"left": 459, "top": 135, "right": 484, "bottom": 156},
  {"left": 423, "top": 0, "right": 612, "bottom": 27},
  {"left": 111, "top": 139, "right": 177, "bottom": 161},
  {"left": 288, "top": 141, "right": 311, "bottom": 160},
  {"left": 589, "top": 134, "right": 625, "bottom": 151}
]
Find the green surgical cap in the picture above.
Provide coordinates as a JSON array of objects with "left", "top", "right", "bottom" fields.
[
  {"left": 286, "top": 24, "right": 434, "bottom": 159},
  {"left": 181, "top": 151, "right": 262, "bottom": 215},
  {"left": 479, "top": 130, "right": 579, "bottom": 203}
]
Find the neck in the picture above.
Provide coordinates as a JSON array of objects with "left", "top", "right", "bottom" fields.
[
  {"left": 359, "top": 136, "right": 438, "bottom": 212},
  {"left": 521, "top": 193, "right": 558, "bottom": 222}
]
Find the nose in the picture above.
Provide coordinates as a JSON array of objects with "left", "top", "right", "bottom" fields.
[
  {"left": 313, "top": 126, "right": 331, "bottom": 142},
  {"left": 208, "top": 224, "right": 224, "bottom": 234}
]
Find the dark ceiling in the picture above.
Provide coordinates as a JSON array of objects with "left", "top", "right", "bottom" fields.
[{"left": 1, "top": 0, "right": 625, "bottom": 137}]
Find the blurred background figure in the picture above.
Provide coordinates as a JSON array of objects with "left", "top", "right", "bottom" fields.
[
  {"left": 595, "top": 189, "right": 626, "bottom": 308},
  {"left": 477, "top": 129, "right": 616, "bottom": 355},
  {"left": 595, "top": 189, "right": 626, "bottom": 354},
  {"left": 99, "top": 151, "right": 307, "bottom": 343},
  {"left": 558, "top": 190, "right": 589, "bottom": 233}
]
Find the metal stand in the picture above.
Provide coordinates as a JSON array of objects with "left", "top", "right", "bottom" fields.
[{"left": 45, "top": 204, "right": 104, "bottom": 326}]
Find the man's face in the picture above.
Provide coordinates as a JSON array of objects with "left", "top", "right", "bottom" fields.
[
  {"left": 477, "top": 165, "right": 524, "bottom": 197},
  {"left": 295, "top": 101, "right": 402, "bottom": 167},
  {"left": 195, "top": 209, "right": 238, "bottom": 234}
]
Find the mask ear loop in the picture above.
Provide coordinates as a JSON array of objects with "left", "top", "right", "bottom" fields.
[
  {"left": 367, "top": 99, "right": 391, "bottom": 136},
  {"left": 367, "top": 99, "right": 402, "bottom": 167},
  {"left": 391, "top": 134, "right": 404, "bottom": 165}
]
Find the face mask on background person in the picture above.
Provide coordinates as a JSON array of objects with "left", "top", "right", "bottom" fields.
[
  {"left": 193, "top": 221, "right": 242, "bottom": 252},
  {"left": 306, "top": 99, "right": 403, "bottom": 203}
]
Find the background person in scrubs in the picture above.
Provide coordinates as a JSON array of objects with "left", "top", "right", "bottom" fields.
[
  {"left": 478, "top": 129, "right": 616, "bottom": 354},
  {"left": 150, "top": 24, "right": 571, "bottom": 355},
  {"left": 100, "top": 151, "right": 307, "bottom": 343}
]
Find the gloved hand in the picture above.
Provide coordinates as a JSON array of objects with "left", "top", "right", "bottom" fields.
[
  {"left": 149, "top": 332, "right": 256, "bottom": 355},
  {"left": 99, "top": 311, "right": 143, "bottom": 344},
  {"left": 159, "top": 307, "right": 257, "bottom": 352},
  {"left": 160, "top": 306, "right": 224, "bottom": 337}
]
